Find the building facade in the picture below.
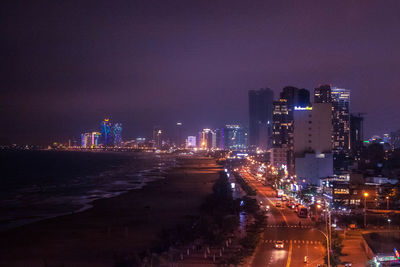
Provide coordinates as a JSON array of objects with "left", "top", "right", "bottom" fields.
[
  {"left": 248, "top": 88, "right": 274, "bottom": 150},
  {"left": 272, "top": 87, "right": 311, "bottom": 174},
  {"left": 222, "top": 125, "right": 247, "bottom": 150},
  {"left": 293, "top": 103, "right": 333, "bottom": 185}
]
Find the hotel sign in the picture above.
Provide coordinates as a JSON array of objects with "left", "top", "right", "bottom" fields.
[{"left": 294, "top": 106, "right": 312, "bottom": 111}]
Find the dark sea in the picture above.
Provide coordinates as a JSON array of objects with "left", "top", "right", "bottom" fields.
[{"left": 0, "top": 150, "right": 175, "bottom": 231}]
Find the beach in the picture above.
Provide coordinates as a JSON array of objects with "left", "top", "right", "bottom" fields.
[{"left": 0, "top": 156, "right": 221, "bottom": 267}]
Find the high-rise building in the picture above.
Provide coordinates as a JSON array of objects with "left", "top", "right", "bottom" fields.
[
  {"left": 331, "top": 87, "right": 351, "bottom": 151},
  {"left": 248, "top": 88, "right": 274, "bottom": 149},
  {"left": 297, "top": 88, "right": 311, "bottom": 107},
  {"left": 314, "top": 85, "right": 351, "bottom": 174},
  {"left": 81, "top": 132, "right": 91, "bottom": 148},
  {"left": 390, "top": 130, "right": 400, "bottom": 149},
  {"left": 350, "top": 114, "right": 364, "bottom": 159},
  {"left": 198, "top": 128, "right": 219, "bottom": 149},
  {"left": 112, "top": 123, "right": 123, "bottom": 147},
  {"left": 152, "top": 126, "right": 163, "bottom": 148},
  {"left": 222, "top": 125, "right": 248, "bottom": 150},
  {"left": 215, "top": 128, "right": 223, "bottom": 149},
  {"left": 175, "top": 122, "right": 183, "bottom": 147},
  {"left": 186, "top": 136, "right": 196, "bottom": 148},
  {"left": 293, "top": 103, "right": 333, "bottom": 185},
  {"left": 314, "top": 84, "right": 332, "bottom": 103},
  {"left": 91, "top": 132, "right": 101, "bottom": 148},
  {"left": 272, "top": 87, "right": 311, "bottom": 174},
  {"left": 100, "top": 118, "right": 112, "bottom": 147}
]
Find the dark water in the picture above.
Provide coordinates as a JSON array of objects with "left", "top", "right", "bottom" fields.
[{"left": 0, "top": 150, "right": 175, "bottom": 231}]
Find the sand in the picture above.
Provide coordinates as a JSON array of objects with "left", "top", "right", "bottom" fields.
[{"left": 0, "top": 157, "right": 222, "bottom": 267}]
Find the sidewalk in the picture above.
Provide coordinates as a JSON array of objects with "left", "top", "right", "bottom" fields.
[{"left": 340, "top": 230, "right": 369, "bottom": 267}]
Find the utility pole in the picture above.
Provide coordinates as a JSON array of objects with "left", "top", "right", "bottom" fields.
[
  {"left": 364, "top": 192, "right": 369, "bottom": 228},
  {"left": 386, "top": 196, "right": 389, "bottom": 210},
  {"left": 325, "top": 199, "right": 331, "bottom": 267},
  {"left": 329, "top": 208, "right": 332, "bottom": 254}
]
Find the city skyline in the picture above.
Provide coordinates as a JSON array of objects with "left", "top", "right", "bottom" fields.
[{"left": 2, "top": 1, "right": 400, "bottom": 144}]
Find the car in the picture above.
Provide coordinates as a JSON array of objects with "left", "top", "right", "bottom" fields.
[
  {"left": 276, "top": 201, "right": 281, "bottom": 207},
  {"left": 275, "top": 240, "right": 284, "bottom": 249}
]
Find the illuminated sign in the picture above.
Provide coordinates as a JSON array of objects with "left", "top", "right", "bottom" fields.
[
  {"left": 395, "top": 248, "right": 400, "bottom": 260},
  {"left": 294, "top": 106, "right": 312, "bottom": 111}
]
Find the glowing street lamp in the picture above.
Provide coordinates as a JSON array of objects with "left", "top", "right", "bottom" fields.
[
  {"left": 386, "top": 196, "right": 390, "bottom": 210},
  {"left": 363, "top": 192, "right": 369, "bottom": 228}
]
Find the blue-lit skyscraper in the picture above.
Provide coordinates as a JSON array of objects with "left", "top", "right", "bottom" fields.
[
  {"left": 222, "top": 125, "right": 248, "bottom": 150},
  {"left": 100, "top": 118, "right": 112, "bottom": 146},
  {"left": 112, "top": 123, "right": 123, "bottom": 147}
]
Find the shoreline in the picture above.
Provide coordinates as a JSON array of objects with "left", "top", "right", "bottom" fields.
[
  {"left": 0, "top": 156, "right": 221, "bottom": 267},
  {"left": 0, "top": 150, "right": 176, "bottom": 232}
]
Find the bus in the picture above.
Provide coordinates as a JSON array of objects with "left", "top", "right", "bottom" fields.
[
  {"left": 298, "top": 207, "right": 308, "bottom": 218},
  {"left": 277, "top": 189, "right": 284, "bottom": 198}
]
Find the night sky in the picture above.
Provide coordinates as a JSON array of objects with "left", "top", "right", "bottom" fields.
[{"left": 1, "top": 0, "right": 400, "bottom": 144}]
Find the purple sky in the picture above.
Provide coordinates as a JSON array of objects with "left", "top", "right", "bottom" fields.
[{"left": 1, "top": 0, "right": 400, "bottom": 144}]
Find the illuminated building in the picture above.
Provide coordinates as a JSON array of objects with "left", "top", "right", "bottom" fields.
[
  {"left": 198, "top": 128, "right": 217, "bottom": 149},
  {"left": 175, "top": 122, "right": 183, "bottom": 148},
  {"left": 81, "top": 133, "right": 91, "bottom": 148},
  {"left": 390, "top": 130, "right": 400, "bottom": 149},
  {"left": 186, "top": 136, "right": 196, "bottom": 148},
  {"left": 314, "top": 85, "right": 351, "bottom": 152},
  {"left": 248, "top": 88, "right": 274, "bottom": 149},
  {"left": 112, "top": 123, "right": 123, "bottom": 147},
  {"left": 313, "top": 84, "right": 332, "bottom": 103},
  {"left": 293, "top": 103, "right": 333, "bottom": 185},
  {"left": 272, "top": 87, "right": 311, "bottom": 174},
  {"left": 152, "top": 126, "right": 162, "bottom": 148},
  {"left": 314, "top": 85, "right": 351, "bottom": 174},
  {"left": 222, "top": 125, "right": 247, "bottom": 150},
  {"left": 100, "top": 118, "right": 112, "bottom": 146},
  {"left": 91, "top": 132, "right": 101, "bottom": 148},
  {"left": 331, "top": 87, "right": 351, "bottom": 152}
]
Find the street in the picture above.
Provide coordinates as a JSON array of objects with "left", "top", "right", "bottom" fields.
[{"left": 240, "top": 170, "right": 326, "bottom": 267}]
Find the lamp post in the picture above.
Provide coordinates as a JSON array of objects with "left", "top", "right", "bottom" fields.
[
  {"left": 314, "top": 229, "right": 330, "bottom": 267},
  {"left": 363, "top": 192, "right": 369, "bottom": 228},
  {"left": 386, "top": 196, "right": 389, "bottom": 210}
]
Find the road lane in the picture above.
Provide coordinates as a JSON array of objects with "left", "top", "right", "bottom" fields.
[{"left": 238, "top": 170, "right": 325, "bottom": 267}]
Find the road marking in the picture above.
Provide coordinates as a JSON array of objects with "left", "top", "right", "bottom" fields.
[{"left": 285, "top": 240, "right": 293, "bottom": 267}]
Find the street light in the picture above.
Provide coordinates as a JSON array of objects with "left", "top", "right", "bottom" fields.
[
  {"left": 314, "top": 229, "right": 330, "bottom": 267},
  {"left": 388, "top": 218, "right": 391, "bottom": 230},
  {"left": 363, "top": 192, "right": 369, "bottom": 228},
  {"left": 386, "top": 196, "right": 390, "bottom": 210}
]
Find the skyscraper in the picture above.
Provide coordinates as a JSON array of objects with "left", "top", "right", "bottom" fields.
[
  {"left": 314, "top": 85, "right": 351, "bottom": 174},
  {"left": 331, "top": 87, "right": 351, "bottom": 151},
  {"left": 314, "top": 84, "right": 332, "bottom": 103},
  {"left": 175, "top": 122, "right": 183, "bottom": 148},
  {"left": 186, "top": 136, "right": 196, "bottom": 148},
  {"left": 198, "top": 128, "right": 217, "bottom": 149},
  {"left": 293, "top": 103, "right": 333, "bottom": 185},
  {"left": 222, "top": 125, "right": 248, "bottom": 150},
  {"left": 272, "top": 87, "right": 311, "bottom": 173},
  {"left": 152, "top": 126, "right": 162, "bottom": 148},
  {"left": 100, "top": 118, "right": 112, "bottom": 147},
  {"left": 248, "top": 88, "right": 274, "bottom": 149},
  {"left": 112, "top": 123, "right": 123, "bottom": 147},
  {"left": 350, "top": 114, "right": 364, "bottom": 159}
]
